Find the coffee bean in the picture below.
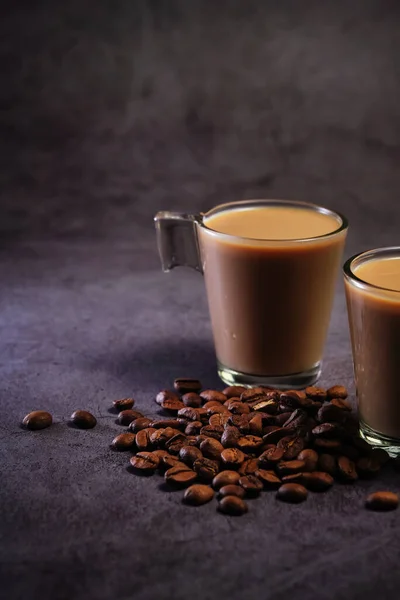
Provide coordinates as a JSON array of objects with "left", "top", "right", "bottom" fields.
[
  {"left": 327, "top": 385, "right": 348, "bottom": 399},
  {"left": 152, "top": 449, "right": 170, "bottom": 462},
  {"left": 302, "top": 471, "right": 334, "bottom": 492},
  {"left": 279, "top": 391, "right": 302, "bottom": 412},
  {"left": 312, "top": 423, "right": 344, "bottom": 439},
  {"left": 185, "top": 421, "right": 203, "bottom": 435},
  {"left": 305, "top": 386, "right": 327, "bottom": 401},
  {"left": 240, "top": 387, "right": 268, "bottom": 402},
  {"left": 276, "top": 460, "right": 306, "bottom": 476},
  {"left": 227, "top": 414, "right": 251, "bottom": 433},
  {"left": 297, "top": 449, "right": 318, "bottom": 472},
  {"left": 339, "top": 443, "right": 360, "bottom": 461},
  {"left": 165, "top": 434, "right": 187, "bottom": 455},
  {"left": 248, "top": 414, "right": 264, "bottom": 436},
  {"left": 178, "top": 407, "right": 203, "bottom": 421},
  {"left": 182, "top": 393, "right": 202, "bottom": 408},
  {"left": 337, "top": 455, "right": 358, "bottom": 482},
  {"left": 223, "top": 385, "right": 247, "bottom": 398},
  {"left": 179, "top": 445, "right": 203, "bottom": 467},
  {"left": 238, "top": 475, "right": 263, "bottom": 496},
  {"left": 226, "top": 401, "right": 251, "bottom": 415},
  {"left": 365, "top": 491, "right": 399, "bottom": 511},
  {"left": 277, "top": 483, "right": 308, "bottom": 503},
  {"left": 317, "top": 404, "right": 346, "bottom": 424},
  {"left": 130, "top": 452, "right": 159, "bottom": 473},
  {"left": 156, "top": 390, "right": 180, "bottom": 406},
  {"left": 221, "top": 448, "right": 246, "bottom": 469},
  {"left": 255, "top": 469, "right": 281, "bottom": 490},
  {"left": 262, "top": 427, "right": 289, "bottom": 444},
  {"left": 196, "top": 434, "right": 209, "bottom": 447},
  {"left": 203, "top": 400, "right": 224, "bottom": 410},
  {"left": 330, "top": 398, "right": 352, "bottom": 411},
  {"left": 128, "top": 417, "right": 153, "bottom": 432},
  {"left": 22, "top": 411, "right": 52, "bottom": 431},
  {"left": 200, "top": 425, "right": 224, "bottom": 440},
  {"left": 277, "top": 435, "right": 305, "bottom": 460},
  {"left": 161, "top": 454, "right": 181, "bottom": 470},
  {"left": 209, "top": 413, "right": 230, "bottom": 428},
  {"left": 118, "top": 410, "right": 144, "bottom": 426},
  {"left": 281, "top": 473, "right": 305, "bottom": 485},
  {"left": 250, "top": 399, "right": 279, "bottom": 413},
  {"left": 356, "top": 456, "right": 381, "bottom": 479},
  {"left": 200, "top": 390, "right": 226, "bottom": 403},
  {"left": 218, "top": 495, "right": 248, "bottom": 516},
  {"left": 135, "top": 428, "right": 155, "bottom": 451},
  {"left": 165, "top": 464, "right": 197, "bottom": 487},
  {"left": 183, "top": 484, "right": 214, "bottom": 505},
  {"left": 161, "top": 396, "right": 185, "bottom": 413},
  {"left": 238, "top": 458, "right": 259, "bottom": 476},
  {"left": 282, "top": 409, "right": 308, "bottom": 430},
  {"left": 174, "top": 378, "right": 202, "bottom": 394},
  {"left": 193, "top": 457, "right": 219, "bottom": 482},
  {"left": 212, "top": 470, "right": 241, "bottom": 489},
  {"left": 313, "top": 438, "right": 342, "bottom": 452},
  {"left": 200, "top": 438, "right": 224, "bottom": 461},
  {"left": 151, "top": 427, "right": 182, "bottom": 447},
  {"left": 237, "top": 435, "right": 264, "bottom": 453},
  {"left": 70, "top": 410, "right": 97, "bottom": 429},
  {"left": 150, "top": 419, "right": 184, "bottom": 430},
  {"left": 207, "top": 404, "right": 230, "bottom": 416},
  {"left": 258, "top": 446, "right": 284, "bottom": 468},
  {"left": 113, "top": 398, "right": 135, "bottom": 411},
  {"left": 111, "top": 432, "right": 136, "bottom": 451},
  {"left": 221, "top": 425, "right": 241, "bottom": 448},
  {"left": 318, "top": 453, "right": 337, "bottom": 476},
  {"left": 218, "top": 484, "right": 246, "bottom": 499}
]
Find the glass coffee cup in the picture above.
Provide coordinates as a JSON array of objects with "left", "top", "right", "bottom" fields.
[{"left": 155, "top": 199, "right": 348, "bottom": 388}]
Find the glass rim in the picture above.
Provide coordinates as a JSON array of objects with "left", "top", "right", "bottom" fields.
[
  {"left": 197, "top": 199, "right": 348, "bottom": 244},
  {"left": 343, "top": 246, "right": 400, "bottom": 294}
]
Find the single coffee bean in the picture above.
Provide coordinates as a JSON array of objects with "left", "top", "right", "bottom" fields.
[
  {"left": 118, "top": 410, "right": 144, "bottom": 426},
  {"left": 250, "top": 399, "right": 279, "bottom": 413},
  {"left": 226, "top": 401, "right": 251, "bottom": 415},
  {"left": 276, "top": 460, "right": 307, "bottom": 476},
  {"left": 209, "top": 413, "right": 230, "bottom": 428},
  {"left": 262, "top": 427, "right": 289, "bottom": 444},
  {"left": 150, "top": 418, "right": 184, "bottom": 430},
  {"left": 156, "top": 390, "right": 180, "bottom": 406},
  {"left": 312, "top": 422, "right": 344, "bottom": 439},
  {"left": 330, "top": 398, "right": 352, "bottom": 411},
  {"left": 218, "top": 495, "right": 248, "bottom": 516},
  {"left": 282, "top": 408, "right": 308, "bottom": 430},
  {"left": 221, "top": 448, "right": 246, "bottom": 469},
  {"left": 279, "top": 391, "right": 302, "bottom": 412},
  {"left": 200, "top": 425, "right": 224, "bottom": 440},
  {"left": 70, "top": 410, "right": 97, "bottom": 429},
  {"left": 182, "top": 393, "right": 202, "bottom": 408},
  {"left": 305, "top": 386, "right": 327, "bottom": 401},
  {"left": 111, "top": 432, "right": 136, "bottom": 451},
  {"left": 248, "top": 414, "right": 264, "bottom": 436},
  {"left": 165, "top": 434, "right": 187, "bottom": 455},
  {"left": 239, "top": 387, "right": 267, "bottom": 402},
  {"left": 200, "top": 438, "right": 224, "bottom": 461},
  {"left": 161, "top": 396, "right": 185, "bottom": 413},
  {"left": 207, "top": 404, "right": 230, "bottom": 416},
  {"left": 327, "top": 385, "right": 348, "bottom": 399},
  {"left": 337, "top": 455, "right": 358, "bottom": 482},
  {"left": 276, "top": 483, "right": 308, "bottom": 503},
  {"left": 130, "top": 452, "right": 159, "bottom": 473},
  {"left": 200, "top": 390, "right": 226, "bottom": 403},
  {"left": 193, "top": 457, "right": 219, "bottom": 482},
  {"left": 297, "top": 449, "right": 318, "bottom": 472},
  {"left": 277, "top": 435, "right": 305, "bottom": 460},
  {"left": 317, "top": 403, "right": 346, "bottom": 424},
  {"left": 22, "top": 410, "right": 52, "bottom": 431},
  {"left": 135, "top": 428, "right": 155, "bottom": 451},
  {"left": 179, "top": 445, "right": 203, "bottom": 467},
  {"left": 183, "top": 484, "right": 214, "bottom": 505},
  {"left": 318, "top": 453, "right": 337, "bottom": 476},
  {"left": 227, "top": 414, "right": 251, "bottom": 433},
  {"left": 238, "top": 458, "right": 260, "bottom": 476},
  {"left": 196, "top": 434, "right": 209, "bottom": 447},
  {"left": 152, "top": 449, "right": 170, "bottom": 462},
  {"left": 212, "top": 470, "right": 241, "bottom": 489},
  {"left": 313, "top": 438, "right": 342, "bottom": 452},
  {"left": 221, "top": 425, "right": 241, "bottom": 448},
  {"left": 365, "top": 491, "right": 399, "bottom": 511},
  {"left": 128, "top": 417, "right": 153, "bottom": 432},
  {"left": 161, "top": 454, "right": 181, "bottom": 470},
  {"left": 178, "top": 407, "right": 202, "bottom": 421},
  {"left": 258, "top": 446, "right": 284, "bottom": 468},
  {"left": 203, "top": 400, "right": 224, "bottom": 410},
  {"left": 174, "top": 378, "right": 202, "bottom": 394},
  {"left": 154, "top": 427, "right": 182, "bottom": 446},
  {"left": 218, "top": 484, "right": 246, "bottom": 499},
  {"left": 165, "top": 464, "right": 197, "bottom": 487},
  {"left": 281, "top": 473, "right": 305, "bottom": 485},
  {"left": 223, "top": 385, "right": 247, "bottom": 398},
  {"left": 237, "top": 435, "right": 264, "bottom": 453},
  {"left": 302, "top": 471, "right": 334, "bottom": 492},
  {"left": 356, "top": 456, "right": 381, "bottom": 479},
  {"left": 185, "top": 421, "right": 203, "bottom": 435},
  {"left": 113, "top": 398, "right": 135, "bottom": 411},
  {"left": 255, "top": 469, "right": 281, "bottom": 490},
  {"left": 239, "top": 475, "right": 263, "bottom": 497}
]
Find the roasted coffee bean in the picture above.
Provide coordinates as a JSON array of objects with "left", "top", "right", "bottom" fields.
[
  {"left": 239, "top": 475, "right": 263, "bottom": 496},
  {"left": 165, "top": 464, "right": 197, "bottom": 487},
  {"left": 154, "top": 427, "right": 183, "bottom": 447},
  {"left": 356, "top": 456, "right": 381, "bottom": 479},
  {"left": 221, "top": 425, "right": 241, "bottom": 448},
  {"left": 152, "top": 449, "right": 170, "bottom": 460},
  {"left": 174, "top": 378, "right": 202, "bottom": 394},
  {"left": 274, "top": 412, "right": 292, "bottom": 427},
  {"left": 255, "top": 469, "right": 281, "bottom": 490},
  {"left": 221, "top": 448, "right": 246, "bottom": 469},
  {"left": 330, "top": 398, "right": 352, "bottom": 411},
  {"left": 113, "top": 398, "right": 135, "bottom": 411},
  {"left": 22, "top": 411, "right": 52, "bottom": 431},
  {"left": 150, "top": 419, "right": 184, "bottom": 430},
  {"left": 161, "top": 454, "right": 181, "bottom": 470},
  {"left": 118, "top": 410, "right": 144, "bottom": 426},
  {"left": 277, "top": 435, "right": 305, "bottom": 460},
  {"left": 312, "top": 422, "right": 345, "bottom": 439},
  {"left": 136, "top": 428, "right": 156, "bottom": 451},
  {"left": 281, "top": 473, "right": 305, "bottom": 485},
  {"left": 130, "top": 452, "right": 159, "bottom": 473},
  {"left": 184, "top": 435, "right": 199, "bottom": 447},
  {"left": 369, "top": 448, "right": 391, "bottom": 466},
  {"left": 297, "top": 449, "right": 318, "bottom": 472},
  {"left": 156, "top": 390, "right": 180, "bottom": 406},
  {"left": 276, "top": 460, "right": 307, "bottom": 476},
  {"left": 250, "top": 399, "right": 279, "bottom": 414},
  {"left": 203, "top": 400, "right": 224, "bottom": 410},
  {"left": 200, "top": 425, "right": 224, "bottom": 440},
  {"left": 127, "top": 417, "right": 152, "bottom": 433},
  {"left": 200, "top": 390, "right": 226, "bottom": 403},
  {"left": 305, "top": 386, "right": 327, "bottom": 401},
  {"left": 318, "top": 453, "right": 337, "bottom": 476},
  {"left": 302, "top": 471, "right": 334, "bottom": 492},
  {"left": 248, "top": 414, "right": 264, "bottom": 436},
  {"left": 207, "top": 404, "right": 230, "bottom": 416},
  {"left": 240, "top": 387, "right": 268, "bottom": 403},
  {"left": 161, "top": 396, "right": 185, "bottom": 413},
  {"left": 218, "top": 484, "right": 246, "bottom": 499},
  {"left": 209, "top": 413, "right": 230, "bottom": 427},
  {"left": 277, "top": 483, "right": 308, "bottom": 503},
  {"left": 337, "top": 455, "right": 358, "bottom": 482},
  {"left": 313, "top": 438, "right": 342, "bottom": 452},
  {"left": 365, "top": 491, "right": 399, "bottom": 511},
  {"left": 179, "top": 445, "right": 203, "bottom": 467},
  {"left": 183, "top": 484, "right": 214, "bottom": 505},
  {"left": 182, "top": 393, "right": 202, "bottom": 408},
  {"left": 196, "top": 434, "right": 209, "bottom": 447},
  {"left": 193, "top": 457, "right": 219, "bottom": 482},
  {"left": 226, "top": 401, "right": 251, "bottom": 415},
  {"left": 238, "top": 458, "right": 259, "bottom": 476},
  {"left": 227, "top": 414, "right": 251, "bottom": 433},
  {"left": 282, "top": 409, "right": 309, "bottom": 430},
  {"left": 258, "top": 446, "right": 284, "bottom": 468},
  {"left": 279, "top": 391, "right": 302, "bottom": 411},
  {"left": 327, "top": 385, "right": 348, "bottom": 399},
  {"left": 263, "top": 427, "right": 289, "bottom": 445},
  {"left": 317, "top": 403, "right": 346, "bottom": 424},
  {"left": 70, "top": 410, "right": 97, "bottom": 429},
  {"left": 185, "top": 421, "right": 203, "bottom": 435},
  {"left": 218, "top": 495, "right": 248, "bottom": 516},
  {"left": 200, "top": 437, "right": 224, "bottom": 461},
  {"left": 223, "top": 385, "right": 247, "bottom": 398},
  {"left": 111, "top": 432, "right": 136, "bottom": 451},
  {"left": 165, "top": 435, "right": 187, "bottom": 455},
  {"left": 177, "top": 407, "right": 201, "bottom": 421},
  {"left": 338, "top": 443, "right": 359, "bottom": 461},
  {"left": 212, "top": 470, "right": 241, "bottom": 489},
  {"left": 237, "top": 435, "right": 264, "bottom": 453}
]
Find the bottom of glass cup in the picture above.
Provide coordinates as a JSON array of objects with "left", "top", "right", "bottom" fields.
[
  {"left": 360, "top": 421, "right": 400, "bottom": 457},
  {"left": 217, "top": 361, "right": 322, "bottom": 390}
]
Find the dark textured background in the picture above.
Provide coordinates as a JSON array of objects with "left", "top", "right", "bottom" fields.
[{"left": 1, "top": 1, "right": 400, "bottom": 599}]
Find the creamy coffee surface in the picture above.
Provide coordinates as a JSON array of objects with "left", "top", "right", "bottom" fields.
[{"left": 354, "top": 257, "right": 400, "bottom": 292}]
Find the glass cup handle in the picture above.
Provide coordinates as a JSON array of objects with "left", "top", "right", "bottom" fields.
[{"left": 154, "top": 211, "right": 203, "bottom": 273}]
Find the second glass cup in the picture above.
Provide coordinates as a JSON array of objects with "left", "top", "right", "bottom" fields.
[{"left": 155, "top": 199, "right": 348, "bottom": 388}]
